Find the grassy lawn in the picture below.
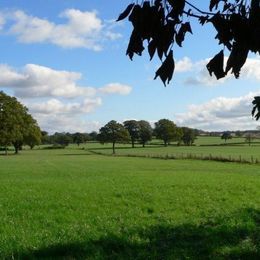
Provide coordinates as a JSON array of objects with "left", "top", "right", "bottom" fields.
[
  {"left": 87, "top": 142, "right": 260, "bottom": 162},
  {"left": 0, "top": 147, "right": 259, "bottom": 259}
]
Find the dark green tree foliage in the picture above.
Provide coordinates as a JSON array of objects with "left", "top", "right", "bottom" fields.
[
  {"left": 118, "top": 0, "right": 260, "bottom": 118},
  {"left": 24, "top": 123, "right": 42, "bottom": 149},
  {"left": 221, "top": 131, "right": 232, "bottom": 142},
  {"left": 154, "top": 119, "right": 181, "bottom": 146},
  {"left": 89, "top": 131, "right": 98, "bottom": 141},
  {"left": 98, "top": 120, "right": 130, "bottom": 154},
  {"left": 181, "top": 127, "right": 197, "bottom": 146},
  {"left": 72, "top": 132, "right": 89, "bottom": 146},
  {"left": 52, "top": 132, "right": 72, "bottom": 147},
  {"left": 124, "top": 120, "right": 140, "bottom": 148},
  {"left": 138, "top": 120, "right": 153, "bottom": 147},
  {"left": 0, "top": 91, "right": 41, "bottom": 154}
]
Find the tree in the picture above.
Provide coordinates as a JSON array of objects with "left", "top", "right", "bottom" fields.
[
  {"left": 97, "top": 120, "right": 130, "bottom": 154},
  {"left": 72, "top": 132, "right": 89, "bottom": 146},
  {"left": 89, "top": 131, "right": 98, "bottom": 141},
  {"left": 154, "top": 119, "right": 181, "bottom": 146},
  {"left": 181, "top": 127, "right": 197, "bottom": 146},
  {"left": 52, "top": 132, "right": 72, "bottom": 147},
  {"left": 118, "top": 0, "right": 260, "bottom": 119},
  {"left": 0, "top": 91, "right": 41, "bottom": 154},
  {"left": 24, "top": 123, "right": 42, "bottom": 149},
  {"left": 221, "top": 131, "right": 232, "bottom": 143},
  {"left": 124, "top": 120, "right": 140, "bottom": 148},
  {"left": 138, "top": 120, "right": 153, "bottom": 147},
  {"left": 245, "top": 133, "right": 255, "bottom": 145}
]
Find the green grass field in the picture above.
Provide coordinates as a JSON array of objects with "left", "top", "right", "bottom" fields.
[
  {"left": 85, "top": 137, "right": 260, "bottom": 164},
  {"left": 0, "top": 146, "right": 259, "bottom": 259}
]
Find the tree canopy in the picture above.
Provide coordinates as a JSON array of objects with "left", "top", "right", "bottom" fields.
[
  {"left": 98, "top": 120, "right": 130, "bottom": 154},
  {"left": 154, "top": 119, "right": 182, "bottom": 146},
  {"left": 118, "top": 0, "right": 260, "bottom": 119},
  {"left": 0, "top": 91, "right": 41, "bottom": 154}
]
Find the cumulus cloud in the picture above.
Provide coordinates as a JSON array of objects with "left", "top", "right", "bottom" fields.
[
  {"left": 0, "top": 63, "right": 132, "bottom": 133},
  {"left": 1, "top": 9, "right": 121, "bottom": 50},
  {"left": 0, "top": 64, "right": 132, "bottom": 99},
  {"left": 34, "top": 113, "right": 102, "bottom": 133},
  {"left": 28, "top": 98, "right": 102, "bottom": 115},
  {"left": 99, "top": 83, "right": 132, "bottom": 95},
  {"left": 175, "top": 57, "right": 193, "bottom": 73},
  {"left": 175, "top": 91, "right": 260, "bottom": 131}
]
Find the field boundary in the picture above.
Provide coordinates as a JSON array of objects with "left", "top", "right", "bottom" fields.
[{"left": 88, "top": 149, "right": 260, "bottom": 165}]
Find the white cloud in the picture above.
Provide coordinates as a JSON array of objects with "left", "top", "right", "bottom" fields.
[
  {"left": 28, "top": 98, "right": 102, "bottom": 115},
  {"left": 175, "top": 91, "right": 260, "bottom": 131},
  {"left": 1, "top": 9, "right": 121, "bottom": 50},
  {"left": 0, "top": 63, "right": 132, "bottom": 133},
  {"left": 0, "top": 64, "right": 132, "bottom": 99},
  {"left": 0, "top": 64, "right": 96, "bottom": 98},
  {"left": 99, "top": 83, "right": 132, "bottom": 95},
  {"left": 175, "top": 57, "right": 193, "bottom": 73},
  {"left": 34, "top": 113, "right": 102, "bottom": 133}
]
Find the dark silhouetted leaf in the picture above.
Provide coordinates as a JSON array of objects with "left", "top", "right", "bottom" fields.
[
  {"left": 167, "top": 0, "right": 185, "bottom": 17},
  {"left": 252, "top": 96, "right": 260, "bottom": 120},
  {"left": 154, "top": 50, "right": 175, "bottom": 86},
  {"left": 199, "top": 15, "right": 209, "bottom": 25},
  {"left": 211, "top": 14, "right": 232, "bottom": 50},
  {"left": 148, "top": 39, "right": 157, "bottom": 60},
  {"left": 126, "top": 30, "right": 144, "bottom": 60},
  {"left": 210, "top": 0, "right": 221, "bottom": 12},
  {"left": 206, "top": 50, "right": 225, "bottom": 79},
  {"left": 225, "top": 41, "right": 249, "bottom": 78},
  {"left": 176, "top": 22, "right": 192, "bottom": 47},
  {"left": 117, "top": 3, "right": 135, "bottom": 22}
]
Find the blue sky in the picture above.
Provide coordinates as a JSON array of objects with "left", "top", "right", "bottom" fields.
[{"left": 0, "top": 0, "right": 259, "bottom": 133}]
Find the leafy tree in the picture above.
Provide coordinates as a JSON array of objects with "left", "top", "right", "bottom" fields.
[
  {"left": 221, "top": 131, "right": 232, "bottom": 143},
  {"left": 24, "top": 123, "right": 42, "bottom": 149},
  {"left": 181, "top": 127, "right": 197, "bottom": 146},
  {"left": 138, "top": 120, "right": 153, "bottom": 147},
  {"left": 97, "top": 120, "right": 130, "bottom": 154},
  {"left": 118, "top": 0, "right": 260, "bottom": 118},
  {"left": 154, "top": 119, "right": 181, "bottom": 146},
  {"left": 52, "top": 132, "right": 72, "bottom": 147},
  {"left": 72, "top": 132, "right": 89, "bottom": 146},
  {"left": 0, "top": 91, "right": 41, "bottom": 154},
  {"left": 89, "top": 131, "right": 98, "bottom": 141},
  {"left": 124, "top": 120, "right": 140, "bottom": 148},
  {"left": 41, "top": 131, "right": 51, "bottom": 144}
]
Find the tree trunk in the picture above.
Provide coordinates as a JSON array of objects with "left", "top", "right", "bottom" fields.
[
  {"left": 142, "top": 143, "right": 145, "bottom": 148},
  {"left": 112, "top": 142, "right": 115, "bottom": 154},
  {"left": 132, "top": 140, "right": 135, "bottom": 148},
  {"left": 14, "top": 146, "right": 19, "bottom": 154},
  {"left": 164, "top": 140, "right": 167, "bottom": 147},
  {"left": 5, "top": 146, "right": 7, "bottom": 156}
]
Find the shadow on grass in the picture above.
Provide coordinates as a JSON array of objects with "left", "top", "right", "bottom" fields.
[{"left": 12, "top": 208, "right": 260, "bottom": 259}]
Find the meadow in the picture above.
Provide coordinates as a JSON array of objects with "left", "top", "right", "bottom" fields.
[{"left": 0, "top": 138, "right": 260, "bottom": 259}]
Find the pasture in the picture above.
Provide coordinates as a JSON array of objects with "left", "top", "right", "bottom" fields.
[{"left": 0, "top": 139, "right": 260, "bottom": 259}]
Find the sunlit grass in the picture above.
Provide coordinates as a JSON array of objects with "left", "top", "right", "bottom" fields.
[{"left": 0, "top": 147, "right": 259, "bottom": 258}]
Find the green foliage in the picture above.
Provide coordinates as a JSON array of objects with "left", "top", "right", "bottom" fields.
[
  {"left": 72, "top": 132, "right": 89, "bottom": 146},
  {"left": 98, "top": 120, "right": 130, "bottom": 153},
  {"left": 138, "top": 120, "right": 153, "bottom": 147},
  {"left": 51, "top": 132, "right": 72, "bottom": 147},
  {"left": 154, "top": 119, "right": 182, "bottom": 146},
  {"left": 0, "top": 91, "right": 41, "bottom": 154},
  {"left": 221, "top": 131, "right": 233, "bottom": 142},
  {"left": 181, "top": 127, "right": 197, "bottom": 146},
  {"left": 124, "top": 120, "right": 140, "bottom": 148},
  {"left": 0, "top": 148, "right": 259, "bottom": 258}
]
